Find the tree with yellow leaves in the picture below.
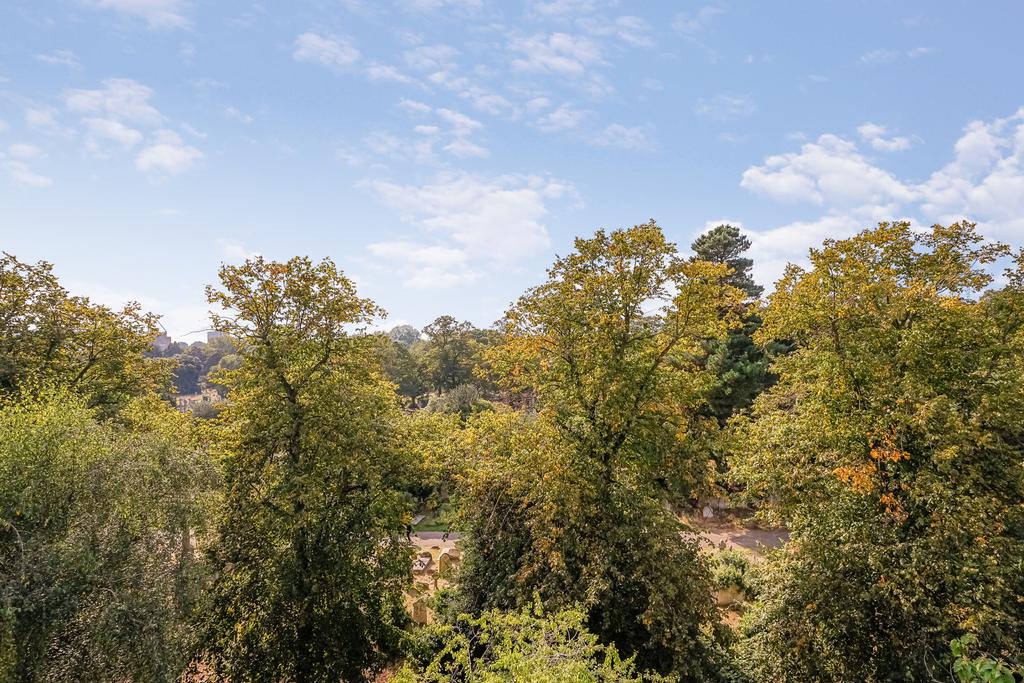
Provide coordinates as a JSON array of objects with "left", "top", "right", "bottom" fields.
[
  {"left": 455, "top": 221, "right": 743, "bottom": 678},
  {"left": 733, "top": 222, "right": 1024, "bottom": 681}
]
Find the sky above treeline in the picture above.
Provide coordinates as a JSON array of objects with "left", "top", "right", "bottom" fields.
[{"left": 2, "top": 0, "right": 1023, "bottom": 338}]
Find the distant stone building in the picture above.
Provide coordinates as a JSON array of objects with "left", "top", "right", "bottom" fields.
[
  {"left": 175, "top": 388, "right": 223, "bottom": 413},
  {"left": 153, "top": 334, "right": 172, "bottom": 352},
  {"left": 207, "top": 330, "right": 226, "bottom": 343}
]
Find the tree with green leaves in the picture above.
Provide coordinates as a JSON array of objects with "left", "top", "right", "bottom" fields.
[
  {"left": 457, "top": 222, "right": 742, "bottom": 678},
  {"left": 422, "top": 315, "right": 478, "bottom": 393},
  {"left": 378, "top": 334, "right": 430, "bottom": 406},
  {"left": 389, "top": 324, "right": 422, "bottom": 348},
  {"left": 398, "top": 600, "right": 668, "bottom": 682},
  {"left": 0, "top": 253, "right": 168, "bottom": 414},
  {"left": 0, "top": 391, "right": 217, "bottom": 682},
  {"left": 733, "top": 222, "right": 1024, "bottom": 681},
  {"left": 198, "top": 257, "right": 413, "bottom": 682}
]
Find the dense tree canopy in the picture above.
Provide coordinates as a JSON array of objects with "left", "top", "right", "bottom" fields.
[
  {"left": 0, "top": 392, "right": 216, "bottom": 682},
  {"left": 733, "top": 222, "right": 1024, "bottom": 681},
  {"left": 0, "top": 253, "right": 167, "bottom": 413},
  {"left": 457, "top": 222, "right": 742, "bottom": 677},
  {"left": 1, "top": 218, "right": 1021, "bottom": 682},
  {"left": 198, "top": 257, "right": 414, "bottom": 682}
]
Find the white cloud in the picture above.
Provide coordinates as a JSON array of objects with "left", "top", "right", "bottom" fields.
[
  {"left": 383, "top": 103, "right": 487, "bottom": 160},
  {"left": 743, "top": 215, "right": 864, "bottom": 289},
  {"left": 398, "top": 98, "right": 433, "bottom": 116},
  {"left": 4, "top": 160, "right": 53, "bottom": 188},
  {"left": 578, "top": 15, "right": 655, "bottom": 49},
  {"left": 425, "top": 69, "right": 515, "bottom": 116},
  {"left": 65, "top": 78, "right": 163, "bottom": 126},
  {"left": 592, "top": 123, "right": 654, "bottom": 151},
  {"left": 84, "top": 117, "right": 144, "bottom": 150},
  {"left": 860, "top": 49, "right": 901, "bottom": 65},
  {"left": 398, "top": 0, "right": 481, "bottom": 10},
  {"left": 175, "top": 123, "right": 203, "bottom": 140},
  {"left": 361, "top": 172, "right": 572, "bottom": 261},
  {"left": 740, "top": 133, "right": 913, "bottom": 209},
  {"left": 857, "top": 122, "right": 912, "bottom": 152},
  {"left": 735, "top": 106, "right": 1024, "bottom": 288},
  {"left": 84, "top": 0, "right": 190, "bottom": 29},
  {"left": 367, "top": 241, "right": 478, "bottom": 288},
  {"left": 443, "top": 138, "right": 489, "bottom": 158},
  {"left": 135, "top": 129, "right": 202, "bottom": 175},
  {"left": 526, "top": 96, "right": 551, "bottom": 112},
  {"left": 672, "top": 5, "right": 724, "bottom": 35},
  {"left": 365, "top": 63, "right": 414, "bottom": 84},
  {"left": 35, "top": 49, "right": 81, "bottom": 68},
  {"left": 293, "top": 32, "right": 360, "bottom": 70},
  {"left": 25, "top": 107, "right": 60, "bottom": 131},
  {"left": 403, "top": 44, "right": 458, "bottom": 71},
  {"left": 217, "top": 239, "right": 261, "bottom": 263},
  {"left": 224, "top": 106, "right": 254, "bottom": 124},
  {"left": 693, "top": 92, "right": 757, "bottom": 120},
  {"left": 365, "top": 130, "right": 436, "bottom": 164},
  {"left": 435, "top": 108, "right": 482, "bottom": 136},
  {"left": 510, "top": 33, "right": 603, "bottom": 78},
  {"left": 917, "top": 107, "right": 1024, "bottom": 240},
  {"left": 529, "top": 0, "right": 596, "bottom": 16},
  {"left": 861, "top": 47, "right": 936, "bottom": 64},
  {"left": 8, "top": 143, "right": 43, "bottom": 159},
  {"left": 535, "top": 103, "right": 589, "bottom": 132}
]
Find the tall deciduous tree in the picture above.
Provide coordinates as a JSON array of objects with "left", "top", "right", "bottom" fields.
[
  {"left": 0, "top": 253, "right": 167, "bottom": 414},
  {"left": 422, "top": 315, "right": 477, "bottom": 393},
  {"left": 460, "top": 222, "right": 742, "bottom": 677},
  {"left": 199, "top": 257, "right": 412, "bottom": 682},
  {"left": 734, "top": 222, "right": 1024, "bottom": 681}
]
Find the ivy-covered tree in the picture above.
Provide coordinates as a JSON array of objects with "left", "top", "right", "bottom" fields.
[
  {"left": 198, "top": 257, "right": 413, "bottom": 682},
  {"left": 733, "top": 223, "right": 1024, "bottom": 680},
  {"left": 0, "top": 392, "right": 217, "bottom": 682}
]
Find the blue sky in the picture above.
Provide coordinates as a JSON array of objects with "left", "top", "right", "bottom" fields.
[{"left": 2, "top": 1, "right": 1023, "bottom": 338}]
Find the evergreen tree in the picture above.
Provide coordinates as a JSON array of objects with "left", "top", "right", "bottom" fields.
[{"left": 690, "top": 225, "right": 773, "bottom": 424}]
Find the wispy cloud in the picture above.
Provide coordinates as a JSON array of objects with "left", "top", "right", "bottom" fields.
[
  {"left": 35, "top": 49, "right": 81, "bottom": 69},
  {"left": 592, "top": 123, "right": 654, "bottom": 151},
  {"left": 694, "top": 92, "right": 757, "bottom": 120},
  {"left": 135, "top": 129, "right": 203, "bottom": 175},
  {"left": 293, "top": 32, "right": 360, "bottom": 70},
  {"left": 83, "top": 0, "right": 190, "bottom": 29}
]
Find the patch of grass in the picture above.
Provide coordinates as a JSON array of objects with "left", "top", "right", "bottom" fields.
[{"left": 412, "top": 519, "right": 450, "bottom": 532}]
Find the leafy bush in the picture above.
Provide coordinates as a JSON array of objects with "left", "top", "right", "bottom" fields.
[
  {"left": 710, "top": 549, "right": 753, "bottom": 598},
  {"left": 397, "top": 600, "right": 670, "bottom": 682},
  {"left": 951, "top": 635, "right": 1022, "bottom": 683}
]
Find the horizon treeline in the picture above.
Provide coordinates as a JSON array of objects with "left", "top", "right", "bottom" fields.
[{"left": 1, "top": 220, "right": 1022, "bottom": 682}]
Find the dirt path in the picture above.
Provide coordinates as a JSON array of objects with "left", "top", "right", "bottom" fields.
[
  {"left": 413, "top": 525, "right": 787, "bottom": 557},
  {"left": 686, "top": 517, "right": 789, "bottom": 557}
]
